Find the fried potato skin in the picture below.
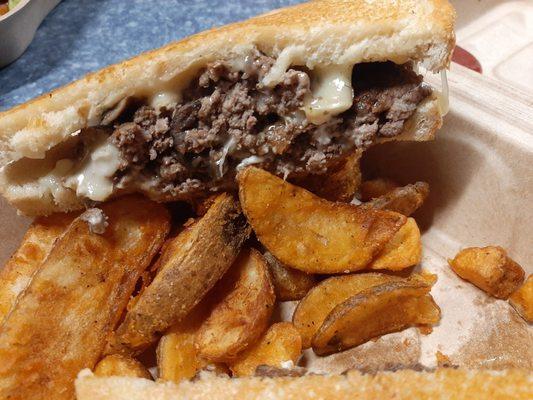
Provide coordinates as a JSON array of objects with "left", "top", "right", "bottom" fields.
[
  {"left": 509, "top": 275, "right": 532, "bottom": 323},
  {"left": 369, "top": 217, "right": 422, "bottom": 271},
  {"left": 238, "top": 167, "right": 406, "bottom": 274},
  {"left": 0, "top": 212, "right": 77, "bottom": 323},
  {"left": 116, "top": 194, "right": 251, "bottom": 352},
  {"left": 449, "top": 246, "right": 525, "bottom": 299},
  {"left": 0, "top": 195, "right": 170, "bottom": 400},
  {"left": 156, "top": 300, "right": 226, "bottom": 382},
  {"left": 94, "top": 354, "right": 151, "bottom": 379},
  {"left": 362, "top": 182, "right": 429, "bottom": 216},
  {"left": 230, "top": 322, "right": 302, "bottom": 377},
  {"left": 292, "top": 151, "right": 362, "bottom": 202},
  {"left": 196, "top": 249, "right": 275, "bottom": 362},
  {"left": 263, "top": 251, "right": 315, "bottom": 301},
  {"left": 293, "top": 273, "right": 402, "bottom": 349},
  {"left": 312, "top": 281, "right": 440, "bottom": 355},
  {"left": 359, "top": 178, "right": 399, "bottom": 202}
]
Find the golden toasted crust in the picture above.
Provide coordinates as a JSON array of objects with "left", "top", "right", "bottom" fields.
[
  {"left": 0, "top": 212, "right": 77, "bottom": 323},
  {"left": 0, "top": 0, "right": 455, "bottom": 215},
  {"left": 75, "top": 368, "right": 532, "bottom": 400}
]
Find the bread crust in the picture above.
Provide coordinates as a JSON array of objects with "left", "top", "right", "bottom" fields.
[
  {"left": 75, "top": 368, "right": 533, "bottom": 400},
  {"left": 0, "top": 0, "right": 455, "bottom": 215}
]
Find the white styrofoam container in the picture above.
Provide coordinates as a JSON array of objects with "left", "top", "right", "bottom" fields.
[
  {"left": 0, "top": 0, "right": 530, "bottom": 374},
  {"left": 0, "top": 0, "right": 61, "bottom": 67}
]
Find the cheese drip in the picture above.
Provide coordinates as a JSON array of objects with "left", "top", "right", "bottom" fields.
[
  {"left": 303, "top": 64, "right": 354, "bottom": 125},
  {"left": 64, "top": 133, "right": 122, "bottom": 201}
]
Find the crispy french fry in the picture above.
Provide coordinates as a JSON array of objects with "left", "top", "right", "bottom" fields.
[
  {"left": 448, "top": 246, "right": 525, "bottom": 299},
  {"left": 369, "top": 217, "right": 422, "bottom": 271},
  {"left": 196, "top": 249, "right": 275, "bottom": 362},
  {"left": 0, "top": 212, "right": 77, "bottom": 323},
  {"left": 292, "top": 151, "right": 362, "bottom": 202},
  {"left": 293, "top": 273, "right": 403, "bottom": 349},
  {"left": 312, "top": 280, "right": 440, "bottom": 355},
  {"left": 193, "top": 194, "right": 220, "bottom": 217},
  {"left": 359, "top": 178, "right": 399, "bottom": 201},
  {"left": 230, "top": 322, "right": 302, "bottom": 377},
  {"left": 362, "top": 182, "right": 429, "bottom": 216},
  {"left": 0, "top": 195, "right": 170, "bottom": 400},
  {"left": 115, "top": 193, "right": 251, "bottom": 352},
  {"left": 509, "top": 275, "right": 533, "bottom": 323},
  {"left": 94, "top": 354, "right": 151, "bottom": 379},
  {"left": 157, "top": 300, "right": 216, "bottom": 382},
  {"left": 263, "top": 251, "right": 315, "bottom": 301},
  {"left": 237, "top": 167, "right": 406, "bottom": 274}
]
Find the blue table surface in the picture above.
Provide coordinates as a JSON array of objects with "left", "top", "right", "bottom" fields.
[{"left": 0, "top": 0, "right": 304, "bottom": 111}]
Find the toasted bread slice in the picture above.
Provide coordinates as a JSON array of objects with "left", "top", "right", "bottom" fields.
[{"left": 75, "top": 368, "right": 532, "bottom": 400}]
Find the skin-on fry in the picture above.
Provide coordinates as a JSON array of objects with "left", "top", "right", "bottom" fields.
[
  {"left": 312, "top": 280, "right": 441, "bottom": 355},
  {"left": 193, "top": 194, "right": 221, "bottom": 217},
  {"left": 237, "top": 167, "right": 406, "bottom": 274},
  {"left": 157, "top": 300, "right": 224, "bottom": 382},
  {"left": 362, "top": 182, "right": 429, "bottom": 216},
  {"left": 293, "top": 273, "right": 403, "bottom": 349},
  {"left": 196, "top": 249, "right": 275, "bottom": 362},
  {"left": 369, "top": 217, "right": 422, "bottom": 271},
  {"left": 230, "top": 322, "right": 302, "bottom": 377},
  {"left": 94, "top": 354, "right": 151, "bottom": 379},
  {"left": 0, "top": 195, "right": 170, "bottom": 400},
  {"left": 263, "top": 251, "right": 316, "bottom": 301},
  {"left": 448, "top": 246, "right": 525, "bottom": 299},
  {"left": 292, "top": 151, "right": 362, "bottom": 202},
  {"left": 0, "top": 212, "right": 77, "bottom": 323},
  {"left": 359, "top": 178, "right": 399, "bottom": 201},
  {"left": 115, "top": 193, "right": 251, "bottom": 352},
  {"left": 509, "top": 275, "right": 532, "bottom": 323}
]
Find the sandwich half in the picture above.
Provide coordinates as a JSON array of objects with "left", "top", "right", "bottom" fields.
[{"left": 0, "top": 0, "right": 455, "bottom": 215}]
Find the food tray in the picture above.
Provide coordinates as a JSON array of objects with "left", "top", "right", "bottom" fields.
[{"left": 0, "top": 0, "right": 531, "bottom": 375}]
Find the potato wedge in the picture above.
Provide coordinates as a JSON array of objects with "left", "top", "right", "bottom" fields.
[
  {"left": 158, "top": 322, "right": 203, "bottom": 382},
  {"left": 94, "top": 354, "right": 151, "bottom": 379},
  {"left": 293, "top": 273, "right": 403, "bottom": 348},
  {"left": 369, "top": 217, "right": 422, "bottom": 271},
  {"left": 359, "top": 178, "right": 399, "bottom": 201},
  {"left": 230, "top": 322, "right": 302, "bottom": 377},
  {"left": 362, "top": 182, "right": 429, "bottom": 216},
  {"left": 116, "top": 193, "right": 251, "bottom": 352},
  {"left": 509, "top": 275, "right": 533, "bottom": 323},
  {"left": 0, "top": 212, "right": 77, "bottom": 323},
  {"left": 263, "top": 251, "right": 315, "bottom": 301},
  {"left": 157, "top": 299, "right": 224, "bottom": 382},
  {"left": 292, "top": 151, "right": 362, "bottom": 202},
  {"left": 196, "top": 249, "right": 275, "bottom": 362},
  {"left": 448, "top": 246, "right": 525, "bottom": 299},
  {"left": 312, "top": 280, "right": 441, "bottom": 355},
  {"left": 0, "top": 195, "right": 170, "bottom": 400},
  {"left": 193, "top": 194, "right": 221, "bottom": 217},
  {"left": 237, "top": 167, "right": 406, "bottom": 274}
]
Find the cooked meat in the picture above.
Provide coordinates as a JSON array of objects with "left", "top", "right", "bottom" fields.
[{"left": 110, "top": 53, "right": 431, "bottom": 200}]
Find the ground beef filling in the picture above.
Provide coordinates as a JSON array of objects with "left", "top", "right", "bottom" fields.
[{"left": 110, "top": 56, "right": 431, "bottom": 199}]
